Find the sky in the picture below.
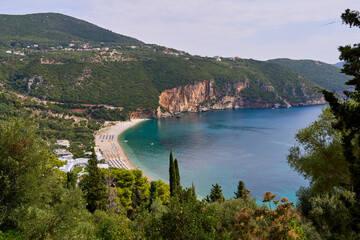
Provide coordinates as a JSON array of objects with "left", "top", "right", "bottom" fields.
[{"left": 2, "top": 0, "right": 360, "bottom": 64}]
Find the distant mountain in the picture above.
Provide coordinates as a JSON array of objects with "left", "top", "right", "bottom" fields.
[
  {"left": 268, "top": 58, "right": 349, "bottom": 91},
  {"left": 0, "top": 13, "right": 142, "bottom": 48},
  {"left": 333, "top": 61, "right": 345, "bottom": 68}
]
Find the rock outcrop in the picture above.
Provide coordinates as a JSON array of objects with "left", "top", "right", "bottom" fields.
[{"left": 152, "top": 80, "right": 325, "bottom": 119}]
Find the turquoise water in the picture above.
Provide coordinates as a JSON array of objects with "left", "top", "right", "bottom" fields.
[{"left": 119, "top": 105, "right": 324, "bottom": 203}]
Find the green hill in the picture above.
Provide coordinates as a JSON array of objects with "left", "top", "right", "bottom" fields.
[
  {"left": 0, "top": 13, "right": 142, "bottom": 49},
  {"left": 0, "top": 13, "right": 325, "bottom": 120},
  {"left": 268, "top": 58, "right": 349, "bottom": 91}
]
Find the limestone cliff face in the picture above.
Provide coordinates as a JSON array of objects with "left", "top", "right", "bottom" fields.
[
  {"left": 158, "top": 80, "right": 215, "bottom": 113},
  {"left": 130, "top": 80, "right": 325, "bottom": 119},
  {"left": 156, "top": 80, "right": 254, "bottom": 118}
]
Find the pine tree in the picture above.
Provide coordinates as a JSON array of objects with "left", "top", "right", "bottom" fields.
[
  {"left": 322, "top": 9, "right": 360, "bottom": 199},
  {"left": 174, "top": 158, "right": 181, "bottom": 191},
  {"left": 320, "top": 8, "right": 360, "bottom": 233},
  {"left": 79, "top": 150, "right": 107, "bottom": 213},
  {"left": 206, "top": 183, "right": 225, "bottom": 203},
  {"left": 169, "top": 151, "right": 176, "bottom": 196},
  {"left": 234, "top": 180, "right": 248, "bottom": 199}
]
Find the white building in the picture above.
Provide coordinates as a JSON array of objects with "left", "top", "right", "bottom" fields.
[
  {"left": 97, "top": 164, "right": 109, "bottom": 169},
  {"left": 56, "top": 140, "right": 70, "bottom": 148},
  {"left": 53, "top": 148, "right": 72, "bottom": 157},
  {"left": 59, "top": 158, "right": 90, "bottom": 173},
  {"left": 214, "top": 56, "right": 222, "bottom": 61}
]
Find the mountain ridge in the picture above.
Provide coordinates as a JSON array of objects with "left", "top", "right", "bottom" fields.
[{"left": 0, "top": 13, "right": 327, "bottom": 120}]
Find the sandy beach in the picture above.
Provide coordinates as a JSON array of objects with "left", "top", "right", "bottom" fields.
[{"left": 94, "top": 119, "right": 153, "bottom": 181}]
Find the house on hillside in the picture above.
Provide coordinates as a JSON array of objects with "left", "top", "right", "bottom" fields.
[
  {"left": 56, "top": 140, "right": 70, "bottom": 148},
  {"left": 53, "top": 148, "right": 74, "bottom": 161},
  {"left": 214, "top": 56, "right": 222, "bottom": 61}
]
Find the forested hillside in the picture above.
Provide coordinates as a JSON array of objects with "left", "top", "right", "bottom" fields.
[
  {"left": 268, "top": 58, "right": 349, "bottom": 91},
  {"left": 0, "top": 13, "right": 142, "bottom": 49},
  {"left": 0, "top": 13, "right": 328, "bottom": 120}
]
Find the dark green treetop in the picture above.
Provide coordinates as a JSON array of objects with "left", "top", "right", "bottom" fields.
[
  {"left": 321, "top": 8, "right": 360, "bottom": 198},
  {"left": 234, "top": 180, "right": 250, "bottom": 199},
  {"left": 79, "top": 151, "right": 107, "bottom": 213},
  {"left": 174, "top": 158, "right": 181, "bottom": 191},
  {"left": 169, "top": 150, "right": 176, "bottom": 196},
  {"left": 206, "top": 183, "right": 225, "bottom": 203}
]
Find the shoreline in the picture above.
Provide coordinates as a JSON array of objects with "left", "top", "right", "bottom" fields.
[{"left": 94, "top": 119, "right": 154, "bottom": 181}]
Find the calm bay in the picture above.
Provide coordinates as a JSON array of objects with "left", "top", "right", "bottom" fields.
[{"left": 119, "top": 105, "right": 324, "bottom": 203}]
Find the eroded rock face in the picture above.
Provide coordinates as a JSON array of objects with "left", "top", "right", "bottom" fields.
[
  {"left": 156, "top": 80, "right": 254, "bottom": 117},
  {"left": 130, "top": 80, "right": 325, "bottom": 119},
  {"left": 158, "top": 80, "right": 215, "bottom": 113}
]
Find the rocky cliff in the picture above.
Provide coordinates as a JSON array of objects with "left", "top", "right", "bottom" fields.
[{"left": 150, "top": 80, "right": 325, "bottom": 119}]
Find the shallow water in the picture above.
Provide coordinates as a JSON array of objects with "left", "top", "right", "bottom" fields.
[{"left": 119, "top": 105, "right": 324, "bottom": 203}]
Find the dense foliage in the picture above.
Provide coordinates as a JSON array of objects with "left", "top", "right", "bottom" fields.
[
  {"left": 269, "top": 58, "right": 350, "bottom": 91},
  {"left": 0, "top": 118, "right": 95, "bottom": 239},
  {"left": 0, "top": 118, "right": 317, "bottom": 239},
  {"left": 287, "top": 9, "right": 360, "bottom": 239},
  {"left": 0, "top": 89, "right": 103, "bottom": 156}
]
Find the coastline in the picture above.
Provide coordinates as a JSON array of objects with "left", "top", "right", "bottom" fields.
[{"left": 94, "top": 119, "right": 154, "bottom": 181}]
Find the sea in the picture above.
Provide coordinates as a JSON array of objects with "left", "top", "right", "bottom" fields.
[{"left": 119, "top": 105, "right": 325, "bottom": 203}]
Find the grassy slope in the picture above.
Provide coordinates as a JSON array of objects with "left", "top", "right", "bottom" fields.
[{"left": 268, "top": 58, "right": 349, "bottom": 91}]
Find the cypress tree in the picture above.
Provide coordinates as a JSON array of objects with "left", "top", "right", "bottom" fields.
[
  {"left": 66, "top": 172, "right": 77, "bottom": 189},
  {"left": 174, "top": 158, "right": 180, "bottom": 190},
  {"left": 149, "top": 181, "right": 158, "bottom": 205},
  {"left": 191, "top": 182, "right": 196, "bottom": 198},
  {"left": 169, "top": 151, "right": 176, "bottom": 196},
  {"left": 79, "top": 150, "right": 107, "bottom": 213}
]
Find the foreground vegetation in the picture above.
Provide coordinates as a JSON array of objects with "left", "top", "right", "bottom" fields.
[{"left": 0, "top": 118, "right": 314, "bottom": 239}]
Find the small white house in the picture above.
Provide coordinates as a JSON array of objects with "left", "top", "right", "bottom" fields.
[
  {"left": 214, "top": 56, "right": 222, "bottom": 61},
  {"left": 56, "top": 140, "right": 70, "bottom": 148},
  {"left": 97, "top": 164, "right": 109, "bottom": 169},
  {"left": 53, "top": 148, "right": 73, "bottom": 158}
]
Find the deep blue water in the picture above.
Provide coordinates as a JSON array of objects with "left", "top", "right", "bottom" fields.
[{"left": 119, "top": 105, "right": 324, "bottom": 203}]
